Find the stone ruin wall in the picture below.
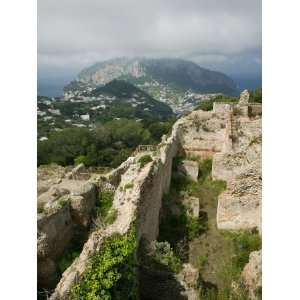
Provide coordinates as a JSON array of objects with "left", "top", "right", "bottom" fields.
[
  {"left": 37, "top": 179, "right": 98, "bottom": 290},
  {"left": 38, "top": 90, "right": 262, "bottom": 299},
  {"left": 48, "top": 118, "right": 184, "bottom": 299}
]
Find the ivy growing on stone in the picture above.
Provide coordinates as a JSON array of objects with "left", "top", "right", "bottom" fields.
[{"left": 70, "top": 227, "right": 137, "bottom": 300}]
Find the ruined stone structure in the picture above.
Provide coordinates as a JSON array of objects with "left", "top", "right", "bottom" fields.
[{"left": 37, "top": 90, "right": 262, "bottom": 299}]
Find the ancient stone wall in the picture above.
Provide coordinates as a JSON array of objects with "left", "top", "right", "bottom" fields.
[
  {"left": 40, "top": 91, "right": 262, "bottom": 299},
  {"left": 37, "top": 173, "right": 98, "bottom": 290},
  {"left": 136, "top": 121, "right": 182, "bottom": 241},
  {"left": 248, "top": 103, "right": 262, "bottom": 117}
]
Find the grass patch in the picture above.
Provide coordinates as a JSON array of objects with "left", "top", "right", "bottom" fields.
[
  {"left": 93, "top": 191, "right": 117, "bottom": 228},
  {"left": 200, "top": 231, "right": 261, "bottom": 300},
  {"left": 198, "top": 159, "right": 212, "bottom": 180},
  {"left": 138, "top": 154, "right": 153, "bottom": 168},
  {"left": 198, "top": 255, "right": 208, "bottom": 269},
  {"left": 96, "top": 191, "right": 114, "bottom": 219},
  {"left": 223, "top": 231, "right": 261, "bottom": 272},
  {"left": 105, "top": 208, "right": 118, "bottom": 224}
]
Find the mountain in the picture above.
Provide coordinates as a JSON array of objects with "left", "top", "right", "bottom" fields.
[
  {"left": 78, "top": 57, "right": 236, "bottom": 93},
  {"left": 75, "top": 57, "right": 236, "bottom": 113}
]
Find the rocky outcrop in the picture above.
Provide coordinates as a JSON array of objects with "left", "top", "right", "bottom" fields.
[
  {"left": 37, "top": 204, "right": 73, "bottom": 289},
  {"left": 37, "top": 166, "right": 99, "bottom": 290},
  {"left": 69, "top": 182, "right": 97, "bottom": 227},
  {"left": 241, "top": 250, "right": 262, "bottom": 299},
  {"left": 183, "top": 196, "right": 199, "bottom": 218},
  {"left": 176, "top": 264, "right": 199, "bottom": 300}
]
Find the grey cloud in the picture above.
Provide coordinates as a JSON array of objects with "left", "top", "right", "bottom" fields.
[{"left": 38, "top": 0, "right": 261, "bottom": 79}]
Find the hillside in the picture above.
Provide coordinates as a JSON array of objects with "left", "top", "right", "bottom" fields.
[
  {"left": 90, "top": 79, "right": 173, "bottom": 117},
  {"left": 73, "top": 57, "right": 237, "bottom": 113},
  {"left": 78, "top": 57, "right": 236, "bottom": 94}
]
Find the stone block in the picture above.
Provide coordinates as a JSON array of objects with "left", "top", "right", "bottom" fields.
[{"left": 178, "top": 160, "right": 199, "bottom": 181}]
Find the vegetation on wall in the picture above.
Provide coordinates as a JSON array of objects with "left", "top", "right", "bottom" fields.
[
  {"left": 93, "top": 191, "right": 117, "bottom": 229},
  {"left": 138, "top": 154, "right": 153, "bottom": 168},
  {"left": 70, "top": 227, "right": 137, "bottom": 300},
  {"left": 196, "top": 95, "right": 238, "bottom": 111},
  {"left": 200, "top": 230, "right": 261, "bottom": 300},
  {"left": 196, "top": 87, "right": 262, "bottom": 111}
]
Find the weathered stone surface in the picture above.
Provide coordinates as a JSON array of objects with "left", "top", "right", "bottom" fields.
[
  {"left": 178, "top": 160, "right": 199, "bottom": 181},
  {"left": 213, "top": 111, "right": 261, "bottom": 232},
  {"left": 65, "top": 163, "right": 88, "bottom": 180},
  {"left": 37, "top": 164, "right": 67, "bottom": 195},
  {"left": 181, "top": 263, "right": 199, "bottom": 288},
  {"left": 179, "top": 110, "right": 227, "bottom": 159},
  {"left": 69, "top": 182, "right": 97, "bottom": 227},
  {"left": 37, "top": 204, "right": 73, "bottom": 260},
  {"left": 241, "top": 250, "right": 262, "bottom": 299},
  {"left": 239, "top": 89, "right": 250, "bottom": 105},
  {"left": 183, "top": 196, "right": 199, "bottom": 218},
  {"left": 38, "top": 258, "right": 59, "bottom": 290},
  {"left": 176, "top": 263, "right": 199, "bottom": 300}
]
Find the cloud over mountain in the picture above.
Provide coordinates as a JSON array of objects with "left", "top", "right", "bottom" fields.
[{"left": 38, "top": 0, "right": 261, "bottom": 85}]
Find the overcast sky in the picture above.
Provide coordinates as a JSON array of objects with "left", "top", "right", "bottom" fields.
[{"left": 38, "top": 0, "right": 261, "bottom": 88}]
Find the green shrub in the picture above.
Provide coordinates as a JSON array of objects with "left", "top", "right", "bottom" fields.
[
  {"left": 74, "top": 155, "right": 87, "bottom": 166},
  {"left": 58, "top": 251, "right": 80, "bottom": 274},
  {"left": 105, "top": 209, "right": 118, "bottom": 225},
  {"left": 138, "top": 154, "right": 153, "bottom": 168},
  {"left": 203, "top": 178, "right": 227, "bottom": 194},
  {"left": 197, "top": 100, "right": 213, "bottom": 111},
  {"left": 249, "top": 87, "right": 262, "bottom": 103},
  {"left": 199, "top": 159, "right": 212, "bottom": 179},
  {"left": 187, "top": 216, "right": 208, "bottom": 240},
  {"left": 198, "top": 255, "right": 208, "bottom": 268},
  {"left": 70, "top": 228, "right": 137, "bottom": 300},
  {"left": 229, "top": 231, "right": 261, "bottom": 270},
  {"left": 152, "top": 241, "right": 182, "bottom": 273},
  {"left": 93, "top": 191, "right": 117, "bottom": 227},
  {"left": 96, "top": 191, "right": 114, "bottom": 219},
  {"left": 58, "top": 196, "right": 69, "bottom": 208}
]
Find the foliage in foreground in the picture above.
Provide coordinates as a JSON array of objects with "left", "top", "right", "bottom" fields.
[
  {"left": 200, "top": 231, "right": 261, "bottom": 300},
  {"left": 70, "top": 228, "right": 137, "bottom": 300}
]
